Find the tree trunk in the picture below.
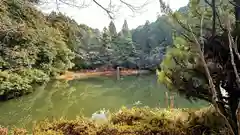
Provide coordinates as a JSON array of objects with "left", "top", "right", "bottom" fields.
[
  {"left": 212, "top": 0, "right": 216, "bottom": 36},
  {"left": 232, "top": 1, "right": 240, "bottom": 134},
  {"left": 234, "top": 0, "right": 240, "bottom": 30},
  {"left": 229, "top": 95, "right": 239, "bottom": 135},
  {"left": 225, "top": 72, "right": 240, "bottom": 135}
]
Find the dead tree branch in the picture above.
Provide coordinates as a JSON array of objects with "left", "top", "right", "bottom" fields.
[
  {"left": 212, "top": 0, "right": 216, "bottom": 36},
  {"left": 204, "top": 0, "right": 212, "bottom": 6},
  {"left": 233, "top": 37, "right": 240, "bottom": 61},
  {"left": 92, "top": 0, "right": 113, "bottom": 19},
  {"left": 119, "top": 0, "right": 148, "bottom": 12},
  {"left": 52, "top": 0, "right": 149, "bottom": 19},
  {"left": 216, "top": 8, "right": 225, "bottom": 31},
  {"left": 57, "top": 0, "right": 89, "bottom": 8},
  {"left": 226, "top": 19, "right": 240, "bottom": 87}
]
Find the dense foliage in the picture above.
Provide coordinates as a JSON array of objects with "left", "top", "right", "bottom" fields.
[
  {"left": 132, "top": 16, "right": 173, "bottom": 69},
  {"left": 45, "top": 8, "right": 176, "bottom": 70},
  {"left": 158, "top": 36, "right": 210, "bottom": 101},
  {"left": 0, "top": 0, "right": 74, "bottom": 100}
]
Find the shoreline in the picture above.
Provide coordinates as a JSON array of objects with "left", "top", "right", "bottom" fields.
[{"left": 57, "top": 69, "right": 152, "bottom": 80}]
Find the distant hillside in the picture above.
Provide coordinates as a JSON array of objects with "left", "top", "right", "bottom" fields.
[{"left": 131, "top": 4, "right": 188, "bottom": 69}]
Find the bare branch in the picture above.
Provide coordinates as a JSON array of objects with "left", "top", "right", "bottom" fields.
[
  {"left": 200, "top": 10, "right": 205, "bottom": 52},
  {"left": 216, "top": 8, "right": 225, "bottom": 31},
  {"left": 228, "top": 35, "right": 240, "bottom": 87},
  {"left": 158, "top": 0, "right": 172, "bottom": 14},
  {"left": 189, "top": 27, "right": 217, "bottom": 102},
  {"left": 56, "top": 0, "right": 59, "bottom": 10},
  {"left": 92, "top": 0, "right": 113, "bottom": 19},
  {"left": 233, "top": 37, "right": 240, "bottom": 61},
  {"left": 226, "top": 19, "right": 240, "bottom": 87},
  {"left": 52, "top": 0, "right": 90, "bottom": 10},
  {"left": 229, "top": 0, "right": 240, "bottom": 8},
  {"left": 204, "top": 0, "right": 212, "bottom": 6},
  {"left": 38, "top": 0, "right": 148, "bottom": 19},
  {"left": 119, "top": 0, "right": 148, "bottom": 12},
  {"left": 212, "top": 0, "right": 216, "bottom": 36},
  {"left": 180, "top": 32, "right": 194, "bottom": 43},
  {"left": 204, "top": 0, "right": 216, "bottom": 36}
]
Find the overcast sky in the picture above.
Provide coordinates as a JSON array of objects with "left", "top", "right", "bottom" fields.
[{"left": 39, "top": 0, "right": 189, "bottom": 31}]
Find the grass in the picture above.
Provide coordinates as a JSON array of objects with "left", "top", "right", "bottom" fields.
[{"left": 3, "top": 106, "right": 230, "bottom": 135}]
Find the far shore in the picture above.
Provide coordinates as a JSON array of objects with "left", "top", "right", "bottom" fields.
[{"left": 57, "top": 69, "right": 152, "bottom": 81}]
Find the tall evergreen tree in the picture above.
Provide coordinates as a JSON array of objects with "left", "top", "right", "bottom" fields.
[
  {"left": 108, "top": 21, "right": 117, "bottom": 38},
  {"left": 99, "top": 27, "right": 113, "bottom": 66},
  {"left": 121, "top": 19, "right": 131, "bottom": 37},
  {"left": 101, "top": 27, "right": 111, "bottom": 48}
]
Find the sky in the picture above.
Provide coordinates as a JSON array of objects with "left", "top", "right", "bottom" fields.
[{"left": 39, "top": 0, "right": 189, "bottom": 31}]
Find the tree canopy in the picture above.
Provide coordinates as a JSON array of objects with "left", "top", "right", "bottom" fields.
[
  {"left": 158, "top": 0, "right": 240, "bottom": 134},
  {"left": 0, "top": 0, "right": 74, "bottom": 100}
]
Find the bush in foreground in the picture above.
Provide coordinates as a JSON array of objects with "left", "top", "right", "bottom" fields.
[
  {"left": 26, "top": 106, "right": 230, "bottom": 135},
  {"left": 0, "top": 106, "right": 231, "bottom": 135}
]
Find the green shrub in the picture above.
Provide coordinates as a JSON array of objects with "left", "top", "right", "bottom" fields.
[{"left": 31, "top": 107, "right": 230, "bottom": 135}]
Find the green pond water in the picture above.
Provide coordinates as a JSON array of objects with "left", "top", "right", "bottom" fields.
[{"left": 0, "top": 74, "right": 207, "bottom": 129}]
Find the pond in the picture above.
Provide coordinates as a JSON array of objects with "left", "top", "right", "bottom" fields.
[{"left": 0, "top": 74, "right": 207, "bottom": 129}]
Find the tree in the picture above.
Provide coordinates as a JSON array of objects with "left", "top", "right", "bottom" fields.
[
  {"left": 114, "top": 35, "right": 136, "bottom": 68},
  {"left": 97, "top": 27, "right": 113, "bottom": 67},
  {"left": 158, "top": 0, "right": 240, "bottom": 134},
  {"left": 108, "top": 21, "right": 117, "bottom": 38},
  {"left": 121, "top": 20, "right": 131, "bottom": 37},
  {"left": 109, "top": 20, "right": 138, "bottom": 68},
  {"left": 0, "top": 0, "right": 74, "bottom": 100},
  {"left": 132, "top": 18, "right": 172, "bottom": 69}
]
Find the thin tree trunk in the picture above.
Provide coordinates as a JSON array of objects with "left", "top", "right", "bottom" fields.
[
  {"left": 233, "top": 1, "right": 240, "bottom": 133},
  {"left": 212, "top": 0, "right": 216, "bottom": 36},
  {"left": 229, "top": 95, "right": 239, "bottom": 135},
  {"left": 234, "top": 0, "right": 240, "bottom": 30}
]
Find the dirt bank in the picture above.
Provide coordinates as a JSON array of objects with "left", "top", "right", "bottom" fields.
[{"left": 57, "top": 69, "right": 151, "bottom": 81}]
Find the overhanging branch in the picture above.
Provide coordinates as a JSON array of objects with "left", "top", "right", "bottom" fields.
[
  {"left": 92, "top": 0, "right": 113, "bottom": 19},
  {"left": 42, "top": 0, "right": 148, "bottom": 19}
]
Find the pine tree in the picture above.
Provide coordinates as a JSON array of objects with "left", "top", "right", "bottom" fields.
[
  {"left": 121, "top": 19, "right": 131, "bottom": 37},
  {"left": 99, "top": 27, "right": 113, "bottom": 66},
  {"left": 108, "top": 21, "right": 117, "bottom": 38}
]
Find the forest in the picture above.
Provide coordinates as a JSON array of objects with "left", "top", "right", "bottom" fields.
[{"left": 1, "top": 0, "right": 240, "bottom": 134}]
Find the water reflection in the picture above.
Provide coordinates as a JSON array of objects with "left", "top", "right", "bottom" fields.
[{"left": 0, "top": 74, "right": 206, "bottom": 129}]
